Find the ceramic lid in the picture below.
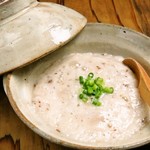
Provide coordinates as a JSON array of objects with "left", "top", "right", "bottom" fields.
[{"left": 0, "top": 0, "right": 87, "bottom": 75}]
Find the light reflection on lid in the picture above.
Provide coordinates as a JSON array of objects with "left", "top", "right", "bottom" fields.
[{"left": 49, "top": 25, "right": 71, "bottom": 45}]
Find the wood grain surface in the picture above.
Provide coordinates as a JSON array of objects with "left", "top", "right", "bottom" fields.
[{"left": 0, "top": 0, "right": 150, "bottom": 150}]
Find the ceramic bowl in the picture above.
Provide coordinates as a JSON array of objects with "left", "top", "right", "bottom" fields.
[
  {"left": 0, "top": 0, "right": 87, "bottom": 75},
  {"left": 3, "top": 23, "right": 150, "bottom": 149}
]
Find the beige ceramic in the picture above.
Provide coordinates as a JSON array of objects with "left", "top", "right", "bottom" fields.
[
  {"left": 0, "top": 0, "right": 87, "bottom": 75},
  {"left": 3, "top": 23, "right": 150, "bottom": 149}
]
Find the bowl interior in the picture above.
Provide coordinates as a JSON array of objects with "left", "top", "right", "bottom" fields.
[{"left": 4, "top": 23, "right": 150, "bottom": 149}]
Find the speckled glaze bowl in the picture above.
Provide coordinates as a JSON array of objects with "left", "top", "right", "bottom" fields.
[
  {"left": 0, "top": 0, "right": 87, "bottom": 75},
  {"left": 3, "top": 23, "right": 150, "bottom": 149}
]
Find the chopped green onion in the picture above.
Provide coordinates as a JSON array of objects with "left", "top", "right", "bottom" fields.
[
  {"left": 92, "top": 98, "right": 102, "bottom": 106},
  {"left": 83, "top": 89, "right": 88, "bottom": 94},
  {"left": 92, "top": 84, "right": 98, "bottom": 91},
  {"left": 95, "top": 90, "right": 102, "bottom": 99},
  {"left": 95, "top": 77, "right": 104, "bottom": 87},
  {"left": 82, "top": 97, "right": 88, "bottom": 102},
  {"left": 87, "top": 87, "right": 93, "bottom": 95},
  {"left": 88, "top": 79, "right": 94, "bottom": 86},
  {"left": 79, "top": 76, "right": 85, "bottom": 84},
  {"left": 78, "top": 72, "right": 114, "bottom": 106},
  {"left": 79, "top": 93, "right": 88, "bottom": 102},
  {"left": 88, "top": 72, "right": 94, "bottom": 78},
  {"left": 103, "top": 87, "right": 114, "bottom": 94},
  {"left": 79, "top": 93, "right": 84, "bottom": 99}
]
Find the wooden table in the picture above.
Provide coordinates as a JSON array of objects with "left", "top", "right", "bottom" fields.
[{"left": 0, "top": 0, "right": 150, "bottom": 149}]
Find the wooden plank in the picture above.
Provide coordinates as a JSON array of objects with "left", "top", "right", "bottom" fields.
[
  {"left": 131, "top": 0, "right": 150, "bottom": 36},
  {"left": 39, "top": 0, "right": 57, "bottom": 3},
  {"left": 39, "top": 0, "right": 97, "bottom": 22},
  {"left": 64, "top": 0, "right": 97, "bottom": 22},
  {"left": 113, "top": 0, "right": 142, "bottom": 32},
  {"left": 90, "top": 0, "right": 121, "bottom": 24},
  {"left": 0, "top": 135, "right": 20, "bottom": 150}
]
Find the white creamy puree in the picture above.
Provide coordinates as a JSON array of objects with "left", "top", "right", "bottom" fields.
[{"left": 32, "top": 53, "right": 149, "bottom": 144}]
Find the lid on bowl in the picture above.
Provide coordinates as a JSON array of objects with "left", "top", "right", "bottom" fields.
[{"left": 0, "top": 0, "right": 87, "bottom": 75}]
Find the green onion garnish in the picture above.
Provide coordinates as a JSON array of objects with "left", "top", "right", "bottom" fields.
[
  {"left": 88, "top": 72, "right": 94, "bottom": 78},
  {"left": 79, "top": 76, "right": 85, "bottom": 84},
  {"left": 79, "top": 93, "right": 88, "bottom": 102},
  {"left": 103, "top": 87, "right": 114, "bottom": 93},
  {"left": 78, "top": 72, "right": 114, "bottom": 106},
  {"left": 92, "top": 98, "right": 102, "bottom": 106}
]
